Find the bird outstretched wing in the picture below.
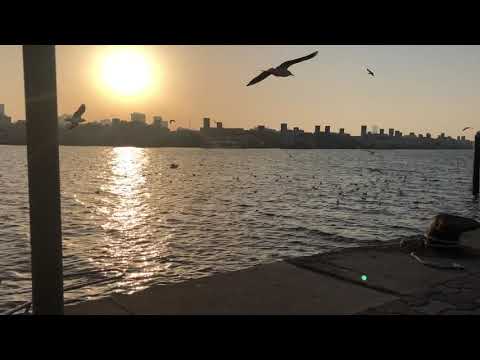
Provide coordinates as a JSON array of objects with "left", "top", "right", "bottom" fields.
[
  {"left": 247, "top": 71, "right": 272, "bottom": 86},
  {"left": 463, "top": 127, "right": 471, "bottom": 131},
  {"left": 367, "top": 68, "right": 375, "bottom": 76},
  {"left": 73, "top": 104, "right": 86, "bottom": 119},
  {"left": 278, "top": 51, "right": 318, "bottom": 69}
]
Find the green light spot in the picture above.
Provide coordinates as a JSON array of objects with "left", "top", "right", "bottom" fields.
[{"left": 361, "top": 275, "right": 367, "bottom": 281}]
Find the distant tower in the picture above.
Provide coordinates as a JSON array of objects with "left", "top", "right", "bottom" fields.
[
  {"left": 339, "top": 128, "right": 345, "bottom": 135},
  {"left": 216, "top": 122, "right": 223, "bottom": 129},
  {"left": 325, "top": 126, "right": 331, "bottom": 134},
  {"left": 203, "top": 117, "right": 211, "bottom": 129},
  {"left": 388, "top": 128, "right": 394, "bottom": 137},
  {"left": 315, "top": 125, "right": 321, "bottom": 135},
  {"left": 281, "top": 123, "right": 288, "bottom": 133},
  {"left": 361, "top": 125, "right": 367, "bottom": 137},
  {"left": 379, "top": 129, "right": 384, "bottom": 135}
]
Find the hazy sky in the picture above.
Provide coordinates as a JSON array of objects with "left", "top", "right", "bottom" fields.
[{"left": 1, "top": 45, "right": 480, "bottom": 137}]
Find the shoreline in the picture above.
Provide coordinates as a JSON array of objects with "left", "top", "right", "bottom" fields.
[{"left": 65, "top": 237, "right": 480, "bottom": 315}]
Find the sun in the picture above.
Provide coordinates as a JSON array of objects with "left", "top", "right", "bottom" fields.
[{"left": 100, "top": 48, "right": 153, "bottom": 97}]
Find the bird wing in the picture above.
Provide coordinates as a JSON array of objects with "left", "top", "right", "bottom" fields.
[
  {"left": 278, "top": 51, "right": 318, "bottom": 69},
  {"left": 247, "top": 71, "right": 272, "bottom": 86},
  {"left": 367, "top": 68, "right": 374, "bottom": 75},
  {"left": 463, "top": 127, "right": 471, "bottom": 131},
  {"left": 72, "top": 104, "right": 86, "bottom": 119}
]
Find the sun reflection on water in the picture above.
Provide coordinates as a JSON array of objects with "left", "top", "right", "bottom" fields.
[{"left": 95, "top": 147, "right": 173, "bottom": 290}]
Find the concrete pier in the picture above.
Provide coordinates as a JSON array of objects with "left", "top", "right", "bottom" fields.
[{"left": 65, "top": 238, "right": 480, "bottom": 315}]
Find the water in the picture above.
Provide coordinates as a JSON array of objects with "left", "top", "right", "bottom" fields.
[{"left": 1, "top": 145, "right": 479, "bottom": 311}]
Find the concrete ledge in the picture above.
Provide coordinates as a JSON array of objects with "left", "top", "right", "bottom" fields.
[{"left": 67, "top": 261, "right": 397, "bottom": 315}]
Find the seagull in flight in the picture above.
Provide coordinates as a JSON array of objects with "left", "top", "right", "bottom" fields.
[
  {"left": 463, "top": 127, "right": 472, "bottom": 131},
  {"left": 247, "top": 51, "right": 318, "bottom": 87},
  {"left": 366, "top": 68, "right": 375, "bottom": 77},
  {"left": 65, "top": 104, "right": 86, "bottom": 130}
]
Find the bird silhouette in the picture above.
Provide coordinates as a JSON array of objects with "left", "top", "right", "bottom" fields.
[
  {"left": 65, "top": 104, "right": 86, "bottom": 130},
  {"left": 462, "top": 127, "right": 472, "bottom": 131},
  {"left": 247, "top": 51, "right": 318, "bottom": 86},
  {"left": 366, "top": 68, "right": 375, "bottom": 77}
]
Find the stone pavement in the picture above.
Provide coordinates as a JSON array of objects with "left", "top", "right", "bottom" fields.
[{"left": 65, "top": 237, "right": 480, "bottom": 315}]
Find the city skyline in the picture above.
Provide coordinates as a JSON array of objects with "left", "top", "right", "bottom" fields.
[{"left": 1, "top": 45, "right": 480, "bottom": 138}]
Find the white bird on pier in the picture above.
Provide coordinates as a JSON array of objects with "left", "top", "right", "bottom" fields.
[{"left": 247, "top": 51, "right": 318, "bottom": 86}]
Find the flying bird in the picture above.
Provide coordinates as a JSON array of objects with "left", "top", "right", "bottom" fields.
[
  {"left": 463, "top": 127, "right": 472, "bottom": 131},
  {"left": 65, "top": 104, "right": 86, "bottom": 130},
  {"left": 366, "top": 68, "right": 375, "bottom": 77},
  {"left": 247, "top": 51, "right": 318, "bottom": 87}
]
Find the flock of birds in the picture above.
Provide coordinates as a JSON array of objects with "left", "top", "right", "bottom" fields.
[{"left": 246, "top": 50, "right": 375, "bottom": 87}]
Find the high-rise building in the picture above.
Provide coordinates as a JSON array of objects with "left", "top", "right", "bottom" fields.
[
  {"left": 315, "top": 125, "right": 320, "bottom": 135},
  {"left": 280, "top": 123, "right": 288, "bottom": 133},
  {"left": 325, "top": 126, "right": 331, "bottom": 134},
  {"left": 131, "top": 112, "right": 146, "bottom": 123},
  {"left": 361, "top": 125, "right": 367, "bottom": 137},
  {"left": 203, "top": 117, "right": 211, "bottom": 129},
  {"left": 389, "top": 128, "right": 394, "bottom": 137}
]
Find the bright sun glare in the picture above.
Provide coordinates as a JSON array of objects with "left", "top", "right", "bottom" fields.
[{"left": 101, "top": 48, "right": 153, "bottom": 97}]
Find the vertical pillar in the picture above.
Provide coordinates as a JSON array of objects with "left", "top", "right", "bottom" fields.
[
  {"left": 23, "top": 45, "right": 64, "bottom": 314},
  {"left": 473, "top": 132, "right": 480, "bottom": 197}
]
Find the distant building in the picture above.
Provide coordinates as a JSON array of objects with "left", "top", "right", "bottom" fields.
[
  {"left": 461, "top": 136, "right": 466, "bottom": 141},
  {"left": 419, "top": 134, "right": 424, "bottom": 138},
  {"left": 0, "top": 104, "right": 4, "bottom": 116},
  {"left": 339, "top": 128, "right": 345, "bottom": 135},
  {"left": 112, "top": 118, "right": 121, "bottom": 127},
  {"left": 281, "top": 123, "right": 288, "bottom": 133},
  {"left": 409, "top": 132, "right": 415, "bottom": 137},
  {"left": 325, "top": 126, "right": 331, "bottom": 134},
  {"left": 257, "top": 125, "right": 265, "bottom": 131},
  {"left": 379, "top": 129, "right": 384, "bottom": 135},
  {"left": 216, "top": 122, "right": 223, "bottom": 129},
  {"left": 426, "top": 133, "right": 431, "bottom": 139},
  {"left": 361, "top": 125, "right": 367, "bottom": 137},
  {"left": 131, "top": 112, "right": 146, "bottom": 123},
  {"left": 389, "top": 128, "right": 394, "bottom": 137},
  {"left": 203, "top": 118, "right": 211, "bottom": 129},
  {"left": 395, "top": 130, "right": 401, "bottom": 137},
  {"left": 440, "top": 132, "right": 445, "bottom": 139},
  {"left": 153, "top": 116, "right": 168, "bottom": 128},
  {"left": 315, "top": 125, "right": 321, "bottom": 135}
]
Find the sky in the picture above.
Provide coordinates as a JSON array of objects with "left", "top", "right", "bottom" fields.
[{"left": 1, "top": 45, "right": 480, "bottom": 137}]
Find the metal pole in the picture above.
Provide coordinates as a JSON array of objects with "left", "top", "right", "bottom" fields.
[
  {"left": 473, "top": 131, "right": 480, "bottom": 197},
  {"left": 22, "top": 45, "right": 64, "bottom": 314}
]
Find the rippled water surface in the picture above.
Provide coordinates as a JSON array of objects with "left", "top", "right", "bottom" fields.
[{"left": 1, "top": 145, "right": 479, "bottom": 311}]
